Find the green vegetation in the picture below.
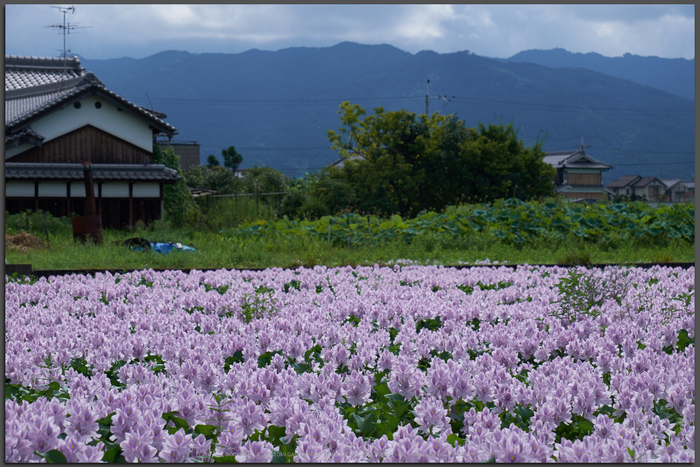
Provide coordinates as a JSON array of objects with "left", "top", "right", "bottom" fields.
[
  {"left": 326, "top": 103, "right": 556, "bottom": 217},
  {"left": 4, "top": 197, "right": 694, "bottom": 271}
]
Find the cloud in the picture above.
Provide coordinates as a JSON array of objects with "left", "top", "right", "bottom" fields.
[{"left": 4, "top": 4, "right": 694, "bottom": 60}]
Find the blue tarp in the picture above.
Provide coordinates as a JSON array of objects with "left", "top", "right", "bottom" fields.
[
  {"left": 127, "top": 239, "right": 196, "bottom": 254},
  {"left": 151, "top": 242, "right": 196, "bottom": 254}
]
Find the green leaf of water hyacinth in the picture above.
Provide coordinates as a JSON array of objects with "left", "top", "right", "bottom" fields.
[
  {"left": 194, "top": 424, "right": 217, "bottom": 439},
  {"left": 36, "top": 450, "right": 67, "bottom": 463},
  {"left": 353, "top": 412, "right": 378, "bottom": 437}
]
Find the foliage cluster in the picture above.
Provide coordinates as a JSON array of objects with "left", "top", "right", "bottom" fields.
[
  {"left": 324, "top": 103, "right": 556, "bottom": 217},
  {"left": 152, "top": 146, "right": 201, "bottom": 229},
  {"left": 236, "top": 198, "right": 695, "bottom": 249}
]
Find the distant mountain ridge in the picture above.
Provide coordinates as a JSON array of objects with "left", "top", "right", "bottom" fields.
[
  {"left": 504, "top": 48, "right": 694, "bottom": 100},
  {"left": 78, "top": 43, "right": 694, "bottom": 182}
]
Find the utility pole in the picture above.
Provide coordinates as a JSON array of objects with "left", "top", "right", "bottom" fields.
[
  {"left": 425, "top": 79, "right": 452, "bottom": 116},
  {"left": 426, "top": 79, "right": 430, "bottom": 115}
]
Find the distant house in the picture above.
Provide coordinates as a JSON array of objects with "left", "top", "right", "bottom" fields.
[
  {"left": 542, "top": 148, "right": 613, "bottom": 200},
  {"left": 5, "top": 55, "right": 181, "bottom": 229},
  {"left": 661, "top": 179, "right": 695, "bottom": 203},
  {"left": 607, "top": 175, "right": 678, "bottom": 202},
  {"left": 631, "top": 177, "right": 666, "bottom": 201},
  {"left": 606, "top": 175, "right": 641, "bottom": 197}
]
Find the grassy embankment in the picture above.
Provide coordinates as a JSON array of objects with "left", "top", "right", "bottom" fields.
[{"left": 4, "top": 211, "right": 694, "bottom": 271}]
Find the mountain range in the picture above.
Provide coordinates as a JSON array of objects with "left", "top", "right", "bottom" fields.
[{"left": 78, "top": 43, "right": 694, "bottom": 183}]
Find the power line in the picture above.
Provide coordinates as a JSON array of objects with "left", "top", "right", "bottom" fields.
[
  {"left": 141, "top": 93, "right": 692, "bottom": 116},
  {"left": 145, "top": 95, "right": 418, "bottom": 107},
  {"left": 610, "top": 161, "right": 694, "bottom": 167},
  {"left": 449, "top": 95, "right": 692, "bottom": 114}
]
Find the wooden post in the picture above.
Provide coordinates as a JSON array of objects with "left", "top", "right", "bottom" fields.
[
  {"left": 66, "top": 182, "right": 71, "bottom": 217},
  {"left": 328, "top": 219, "right": 332, "bottom": 243},
  {"left": 34, "top": 182, "right": 39, "bottom": 212},
  {"left": 19, "top": 211, "right": 23, "bottom": 231},
  {"left": 347, "top": 216, "right": 350, "bottom": 249},
  {"left": 83, "top": 164, "right": 97, "bottom": 217}
]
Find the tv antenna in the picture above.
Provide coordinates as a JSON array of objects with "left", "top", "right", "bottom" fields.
[
  {"left": 45, "top": 6, "right": 92, "bottom": 81},
  {"left": 576, "top": 137, "right": 591, "bottom": 152},
  {"left": 425, "top": 79, "right": 453, "bottom": 116}
]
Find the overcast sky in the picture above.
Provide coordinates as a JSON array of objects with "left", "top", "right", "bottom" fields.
[{"left": 5, "top": 4, "right": 695, "bottom": 61}]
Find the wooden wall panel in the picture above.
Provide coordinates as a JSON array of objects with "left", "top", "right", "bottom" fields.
[
  {"left": 7, "top": 125, "right": 151, "bottom": 164},
  {"left": 567, "top": 172, "right": 601, "bottom": 186},
  {"left": 562, "top": 191, "right": 606, "bottom": 200}
]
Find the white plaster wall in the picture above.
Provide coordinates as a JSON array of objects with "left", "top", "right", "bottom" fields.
[
  {"left": 100, "top": 182, "right": 129, "bottom": 198},
  {"left": 132, "top": 183, "right": 160, "bottom": 198},
  {"left": 30, "top": 95, "right": 154, "bottom": 152},
  {"left": 38, "top": 181, "right": 67, "bottom": 197},
  {"left": 5, "top": 181, "right": 35, "bottom": 197},
  {"left": 70, "top": 182, "right": 86, "bottom": 197}
]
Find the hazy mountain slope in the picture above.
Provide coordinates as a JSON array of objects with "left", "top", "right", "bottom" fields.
[
  {"left": 79, "top": 43, "right": 694, "bottom": 182},
  {"left": 505, "top": 48, "right": 694, "bottom": 100}
]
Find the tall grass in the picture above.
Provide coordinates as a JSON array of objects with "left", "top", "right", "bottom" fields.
[{"left": 4, "top": 211, "right": 694, "bottom": 270}]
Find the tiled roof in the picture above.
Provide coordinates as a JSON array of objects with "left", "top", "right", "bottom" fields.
[
  {"left": 5, "top": 55, "right": 85, "bottom": 91},
  {"left": 660, "top": 179, "right": 683, "bottom": 188},
  {"left": 5, "top": 127, "right": 44, "bottom": 146},
  {"left": 633, "top": 177, "right": 663, "bottom": 187},
  {"left": 5, "top": 162, "right": 181, "bottom": 183},
  {"left": 5, "top": 56, "right": 177, "bottom": 139},
  {"left": 5, "top": 86, "right": 82, "bottom": 126},
  {"left": 555, "top": 184, "right": 614, "bottom": 194},
  {"left": 543, "top": 149, "right": 612, "bottom": 170},
  {"left": 606, "top": 175, "right": 641, "bottom": 188},
  {"left": 541, "top": 154, "right": 570, "bottom": 167}
]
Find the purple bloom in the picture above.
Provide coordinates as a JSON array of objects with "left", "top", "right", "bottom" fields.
[
  {"left": 413, "top": 396, "right": 451, "bottom": 434},
  {"left": 237, "top": 439, "right": 274, "bottom": 463},
  {"left": 76, "top": 441, "right": 105, "bottom": 462},
  {"left": 158, "top": 428, "right": 192, "bottom": 463}
]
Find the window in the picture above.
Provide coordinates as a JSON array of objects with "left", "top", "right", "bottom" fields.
[{"left": 652, "top": 187, "right": 659, "bottom": 196}]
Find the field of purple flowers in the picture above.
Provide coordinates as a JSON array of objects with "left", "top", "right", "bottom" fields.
[{"left": 5, "top": 264, "right": 695, "bottom": 463}]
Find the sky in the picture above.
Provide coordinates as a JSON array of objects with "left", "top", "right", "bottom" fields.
[{"left": 4, "top": 4, "right": 695, "bottom": 61}]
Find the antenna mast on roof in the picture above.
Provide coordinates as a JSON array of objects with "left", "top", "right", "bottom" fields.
[
  {"left": 576, "top": 137, "right": 591, "bottom": 153},
  {"left": 46, "top": 6, "right": 91, "bottom": 83}
]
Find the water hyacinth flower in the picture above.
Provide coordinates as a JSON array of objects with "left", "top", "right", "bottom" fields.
[
  {"left": 413, "top": 396, "right": 451, "bottom": 435},
  {"left": 4, "top": 264, "right": 695, "bottom": 463},
  {"left": 237, "top": 439, "right": 274, "bottom": 463}
]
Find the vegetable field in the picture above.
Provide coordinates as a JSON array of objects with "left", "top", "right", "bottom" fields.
[
  {"left": 5, "top": 264, "right": 695, "bottom": 462},
  {"left": 235, "top": 199, "right": 695, "bottom": 247}
]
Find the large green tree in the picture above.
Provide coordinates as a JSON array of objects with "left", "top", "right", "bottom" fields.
[{"left": 327, "top": 102, "right": 555, "bottom": 217}]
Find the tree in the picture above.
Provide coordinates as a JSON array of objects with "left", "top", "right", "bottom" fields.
[
  {"left": 206, "top": 155, "right": 220, "bottom": 167},
  {"left": 152, "top": 146, "right": 200, "bottom": 228},
  {"left": 327, "top": 102, "right": 555, "bottom": 216},
  {"left": 183, "top": 165, "right": 240, "bottom": 194},
  {"left": 221, "top": 146, "right": 244, "bottom": 172}
]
